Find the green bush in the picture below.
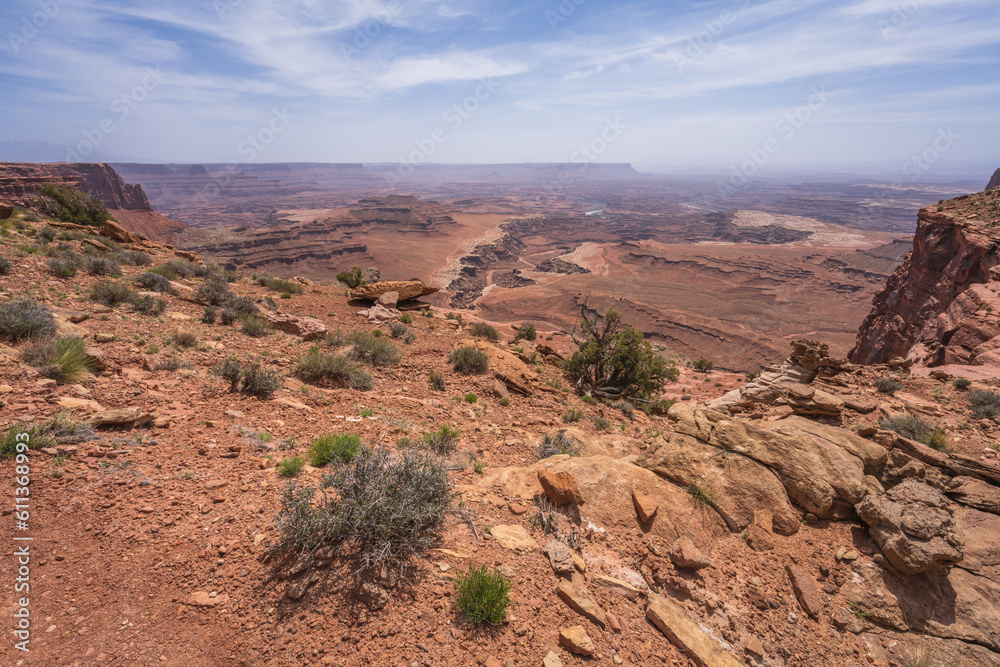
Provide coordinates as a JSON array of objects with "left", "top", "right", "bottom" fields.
[
  {"left": 880, "top": 413, "right": 949, "bottom": 450},
  {"left": 345, "top": 330, "right": 400, "bottom": 366},
  {"left": 85, "top": 256, "right": 121, "bottom": 276},
  {"left": 202, "top": 306, "right": 217, "bottom": 324},
  {"left": 46, "top": 255, "right": 78, "bottom": 277},
  {"left": 464, "top": 392, "right": 477, "bottom": 404},
  {"left": 24, "top": 337, "right": 95, "bottom": 385},
  {"left": 399, "top": 315, "right": 412, "bottom": 325},
  {"left": 593, "top": 416, "right": 611, "bottom": 431},
  {"left": 129, "top": 294, "right": 167, "bottom": 316},
  {"left": 0, "top": 298, "right": 57, "bottom": 341},
  {"left": 275, "top": 447, "right": 453, "bottom": 573},
  {"left": 537, "top": 431, "right": 578, "bottom": 458},
  {"left": 953, "top": 378, "right": 972, "bottom": 390},
  {"left": 422, "top": 424, "right": 461, "bottom": 455},
  {"left": 454, "top": 564, "right": 512, "bottom": 626},
  {"left": 565, "top": 306, "right": 670, "bottom": 402},
  {"left": 581, "top": 395, "right": 598, "bottom": 405},
  {"left": 969, "top": 390, "right": 1000, "bottom": 419},
  {"left": 308, "top": 433, "right": 361, "bottom": 467},
  {"left": 34, "top": 184, "right": 112, "bottom": 227},
  {"left": 264, "top": 277, "right": 304, "bottom": 295},
  {"left": 388, "top": 321, "right": 410, "bottom": 339},
  {"left": 428, "top": 371, "right": 445, "bottom": 391},
  {"left": 212, "top": 356, "right": 282, "bottom": 399},
  {"left": 469, "top": 322, "right": 501, "bottom": 342},
  {"left": 239, "top": 314, "right": 272, "bottom": 338},
  {"left": 514, "top": 323, "right": 537, "bottom": 342},
  {"left": 0, "top": 256, "right": 11, "bottom": 275},
  {"left": 196, "top": 279, "right": 232, "bottom": 306},
  {"left": 693, "top": 356, "right": 714, "bottom": 373},
  {"left": 336, "top": 266, "right": 365, "bottom": 289},
  {"left": 1, "top": 413, "right": 95, "bottom": 457},
  {"left": 278, "top": 456, "right": 306, "bottom": 477},
  {"left": 449, "top": 346, "right": 489, "bottom": 375},
  {"left": 293, "top": 346, "right": 372, "bottom": 390},
  {"left": 562, "top": 408, "right": 584, "bottom": 423},
  {"left": 876, "top": 378, "right": 902, "bottom": 395},
  {"left": 134, "top": 271, "right": 173, "bottom": 293},
  {"left": 89, "top": 279, "right": 134, "bottom": 307}
]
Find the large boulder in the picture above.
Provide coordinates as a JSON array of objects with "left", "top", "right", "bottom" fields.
[
  {"left": 0, "top": 201, "right": 14, "bottom": 219},
  {"left": 263, "top": 311, "right": 327, "bottom": 340},
  {"left": 855, "top": 478, "right": 964, "bottom": 575},
  {"left": 455, "top": 339, "right": 535, "bottom": 395},
  {"left": 350, "top": 281, "right": 437, "bottom": 302}
]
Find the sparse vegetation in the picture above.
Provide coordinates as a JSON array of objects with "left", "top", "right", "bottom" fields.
[
  {"left": 693, "top": 356, "right": 714, "bottom": 373},
  {"left": 876, "top": 377, "right": 903, "bottom": 395},
  {"left": 31, "top": 337, "right": 95, "bottom": 385},
  {"left": 85, "top": 256, "right": 121, "bottom": 276},
  {"left": 514, "top": 323, "right": 537, "bottom": 342},
  {"left": 89, "top": 279, "right": 134, "bottom": 307},
  {"left": 239, "top": 314, "right": 273, "bottom": 338},
  {"left": 172, "top": 329, "right": 198, "bottom": 348},
  {"left": 428, "top": 371, "right": 445, "bottom": 391},
  {"left": 47, "top": 255, "right": 78, "bottom": 277},
  {"left": 422, "top": 424, "right": 461, "bottom": 455},
  {"left": 880, "top": 413, "right": 949, "bottom": 450},
  {"left": 537, "top": 431, "right": 578, "bottom": 458},
  {"left": 336, "top": 266, "right": 365, "bottom": 289},
  {"left": 129, "top": 294, "right": 167, "bottom": 316},
  {"left": 565, "top": 305, "right": 670, "bottom": 403},
  {"left": 463, "top": 392, "right": 477, "bottom": 404},
  {"left": 593, "top": 416, "right": 611, "bottom": 431},
  {"left": 202, "top": 306, "right": 217, "bottom": 324},
  {"left": 449, "top": 346, "right": 489, "bottom": 375},
  {"left": 399, "top": 314, "right": 412, "bottom": 325},
  {"left": 687, "top": 482, "right": 716, "bottom": 507},
  {"left": 388, "top": 321, "right": 410, "bottom": 339},
  {"left": 293, "top": 346, "right": 373, "bottom": 390},
  {"left": 968, "top": 389, "right": 1000, "bottom": 419},
  {"left": 308, "top": 433, "right": 362, "bottom": 467},
  {"left": 277, "top": 456, "right": 306, "bottom": 477},
  {"left": 34, "top": 184, "right": 112, "bottom": 227},
  {"left": 454, "top": 564, "right": 512, "bottom": 626},
  {"left": 611, "top": 400, "right": 635, "bottom": 419},
  {"left": 0, "top": 256, "right": 11, "bottom": 274},
  {"left": 0, "top": 298, "right": 57, "bottom": 342},
  {"left": 345, "top": 330, "right": 400, "bottom": 366},
  {"left": 274, "top": 447, "right": 453, "bottom": 574},
  {"left": 562, "top": 408, "right": 584, "bottom": 423},
  {"left": 953, "top": 378, "right": 972, "bottom": 391},
  {"left": 212, "top": 356, "right": 282, "bottom": 398},
  {"left": 134, "top": 271, "right": 173, "bottom": 293},
  {"left": 469, "top": 321, "right": 501, "bottom": 342}
]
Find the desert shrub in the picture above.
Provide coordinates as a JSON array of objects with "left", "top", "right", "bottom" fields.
[
  {"left": 514, "top": 323, "right": 537, "bottom": 342},
  {"left": 463, "top": 392, "right": 477, "bottom": 403},
  {"left": 1, "top": 414, "right": 95, "bottom": 457},
  {"left": 969, "top": 390, "right": 1000, "bottom": 419},
  {"left": 202, "top": 306, "right": 217, "bottom": 324},
  {"left": 226, "top": 295, "right": 259, "bottom": 316},
  {"left": 745, "top": 368, "right": 761, "bottom": 382},
  {"left": 565, "top": 305, "right": 670, "bottom": 402},
  {"left": 449, "top": 346, "right": 489, "bottom": 375},
  {"left": 89, "top": 279, "right": 134, "bottom": 307},
  {"left": 23, "top": 336, "right": 95, "bottom": 384},
  {"left": 0, "top": 298, "right": 57, "bottom": 341},
  {"left": 537, "top": 431, "right": 578, "bottom": 459},
  {"left": 19, "top": 336, "right": 57, "bottom": 368},
  {"left": 664, "top": 360, "right": 681, "bottom": 382},
  {"left": 336, "top": 266, "right": 365, "bottom": 289},
  {"left": 293, "top": 347, "right": 372, "bottom": 390},
  {"left": 117, "top": 250, "right": 153, "bottom": 266},
  {"left": 85, "top": 256, "right": 121, "bottom": 276},
  {"left": 612, "top": 400, "right": 635, "bottom": 419},
  {"left": 562, "top": 408, "right": 584, "bottom": 423},
  {"left": 422, "top": 424, "right": 461, "bottom": 455},
  {"left": 196, "top": 279, "right": 232, "bottom": 306},
  {"left": 212, "top": 356, "right": 282, "bottom": 398},
  {"left": 454, "top": 564, "right": 512, "bottom": 626},
  {"left": 241, "top": 360, "right": 282, "bottom": 398},
  {"left": 953, "top": 378, "right": 972, "bottom": 390},
  {"left": 129, "top": 294, "right": 167, "bottom": 316},
  {"left": 34, "top": 184, "right": 112, "bottom": 227},
  {"left": 253, "top": 272, "right": 274, "bottom": 286},
  {"left": 593, "top": 416, "right": 611, "bottom": 431},
  {"left": 388, "top": 321, "right": 409, "bottom": 339},
  {"left": 399, "top": 315, "right": 412, "bottom": 325},
  {"left": 278, "top": 456, "right": 306, "bottom": 477},
  {"left": 240, "top": 314, "right": 272, "bottom": 338},
  {"left": 46, "top": 256, "right": 78, "bottom": 278},
  {"left": 345, "top": 330, "right": 400, "bottom": 366},
  {"left": 264, "top": 277, "right": 303, "bottom": 295},
  {"left": 152, "top": 355, "right": 191, "bottom": 371},
  {"left": 275, "top": 447, "right": 452, "bottom": 573},
  {"left": 0, "top": 256, "right": 10, "bottom": 274},
  {"left": 172, "top": 329, "right": 198, "bottom": 347},
  {"left": 876, "top": 378, "right": 903, "bottom": 395},
  {"left": 134, "top": 271, "right": 173, "bottom": 293},
  {"left": 880, "top": 413, "right": 949, "bottom": 450},
  {"left": 693, "top": 356, "right": 714, "bottom": 372},
  {"left": 38, "top": 226, "right": 57, "bottom": 243},
  {"left": 263, "top": 296, "right": 278, "bottom": 311},
  {"left": 220, "top": 308, "right": 238, "bottom": 325},
  {"left": 581, "top": 395, "right": 598, "bottom": 405},
  {"left": 308, "top": 433, "right": 361, "bottom": 467},
  {"left": 469, "top": 321, "right": 501, "bottom": 342},
  {"left": 428, "top": 371, "right": 445, "bottom": 391}
]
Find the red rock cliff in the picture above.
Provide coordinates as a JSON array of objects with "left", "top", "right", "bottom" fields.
[
  {"left": 0, "top": 162, "right": 151, "bottom": 210},
  {"left": 849, "top": 189, "right": 1000, "bottom": 365}
]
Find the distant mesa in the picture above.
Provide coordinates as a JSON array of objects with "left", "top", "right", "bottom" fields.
[
  {"left": 987, "top": 168, "right": 1000, "bottom": 191},
  {"left": 189, "top": 164, "right": 209, "bottom": 176}
]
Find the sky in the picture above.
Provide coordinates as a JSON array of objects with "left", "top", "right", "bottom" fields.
[{"left": 0, "top": 0, "right": 998, "bottom": 176}]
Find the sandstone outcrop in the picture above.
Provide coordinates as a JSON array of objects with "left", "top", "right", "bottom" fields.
[
  {"left": 850, "top": 192, "right": 1000, "bottom": 365},
  {"left": 454, "top": 338, "right": 535, "bottom": 395},
  {"left": 350, "top": 281, "right": 438, "bottom": 302},
  {"left": 988, "top": 168, "right": 1000, "bottom": 191},
  {"left": 262, "top": 311, "right": 327, "bottom": 340}
]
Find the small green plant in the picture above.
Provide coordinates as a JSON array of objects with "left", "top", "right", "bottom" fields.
[
  {"left": 562, "top": 408, "right": 584, "bottom": 423},
  {"left": 687, "top": 482, "right": 715, "bottom": 508},
  {"left": 500, "top": 397, "right": 510, "bottom": 407},
  {"left": 423, "top": 424, "right": 461, "bottom": 455},
  {"left": 472, "top": 460, "right": 485, "bottom": 474},
  {"left": 345, "top": 330, "right": 400, "bottom": 366},
  {"left": 239, "top": 314, "right": 273, "bottom": 338},
  {"left": 336, "top": 266, "right": 365, "bottom": 288},
  {"left": 876, "top": 377, "right": 903, "bottom": 395},
  {"left": 47, "top": 256, "right": 78, "bottom": 278},
  {"left": 454, "top": 564, "right": 512, "bottom": 626},
  {"left": 277, "top": 456, "right": 306, "bottom": 477},
  {"left": 593, "top": 416, "right": 611, "bottom": 431},
  {"left": 537, "top": 431, "right": 578, "bottom": 458},
  {"left": 463, "top": 393, "right": 477, "bottom": 404},
  {"left": 212, "top": 356, "right": 282, "bottom": 398},
  {"left": 257, "top": 431, "right": 274, "bottom": 443},
  {"left": 968, "top": 389, "right": 1000, "bottom": 419},
  {"left": 849, "top": 602, "right": 871, "bottom": 619},
  {"left": 745, "top": 368, "right": 761, "bottom": 382},
  {"left": 34, "top": 184, "right": 112, "bottom": 227},
  {"left": 294, "top": 347, "right": 372, "bottom": 389},
  {"left": 428, "top": 371, "right": 446, "bottom": 391},
  {"left": 581, "top": 395, "right": 598, "bottom": 405},
  {"left": 30, "top": 337, "right": 96, "bottom": 385},
  {"left": 953, "top": 378, "right": 972, "bottom": 391},
  {"left": 514, "top": 323, "right": 537, "bottom": 342},
  {"left": 358, "top": 407, "right": 375, "bottom": 417},
  {"left": 308, "top": 433, "right": 362, "bottom": 466},
  {"left": 469, "top": 321, "right": 501, "bottom": 342},
  {"left": 399, "top": 314, "right": 412, "bottom": 324},
  {"left": 693, "top": 356, "right": 714, "bottom": 373},
  {"left": 449, "top": 346, "right": 489, "bottom": 374},
  {"left": 879, "top": 413, "right": 949, "bottom": 450}
]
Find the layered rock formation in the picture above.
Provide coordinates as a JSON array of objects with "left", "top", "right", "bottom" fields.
[
  {"left": 850, "top": 189, "right": 1000, "bottom": 367},
  {"left": 988, "top": 168, "right": 1000, "bottom": 191}
]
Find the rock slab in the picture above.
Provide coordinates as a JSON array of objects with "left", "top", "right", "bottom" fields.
[{"left": 646, "top": 595, "right": 743, "bottom": 667}]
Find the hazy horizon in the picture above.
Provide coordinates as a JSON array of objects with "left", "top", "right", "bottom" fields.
[{"left": 2, "top": 0, "right": 998, "bottom": 182}]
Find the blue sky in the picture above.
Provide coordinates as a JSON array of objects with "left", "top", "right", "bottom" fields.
[{"left": 0, "top": 0, "right": 998, "bottom": 173}]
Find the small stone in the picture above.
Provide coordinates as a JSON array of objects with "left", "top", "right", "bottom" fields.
[
  {"left": 538, "top": 470, "right": 585, "bottom": 505},
  {"left": 558, "top": 625, "right": 595, "bottom": 656},
  {"left": 632, "top": 489, "right": 658, "bottom": 523},
  {"left": 669, "top": 537, "right": 711, "bottom": 570},
  {"left": 785, "top": 564, "right": 821, "bottom": 619},
  {"left": 507, "top": 501, "right": 527, "bottom": 515},
  {"left": 745, "top": 635, "right": 765, "bottom": 659},
  {"left": 543, "top": 540, "right": 575, "bottom": 575},
  {"left": 205, "top": 480, "right": 227, "bottom": 490},
  {"left": 94, "top": 333, "right": 114, "bottom": 343},
  {"left": 542, "top": 651, "right": 563, "bottom": 667}
]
